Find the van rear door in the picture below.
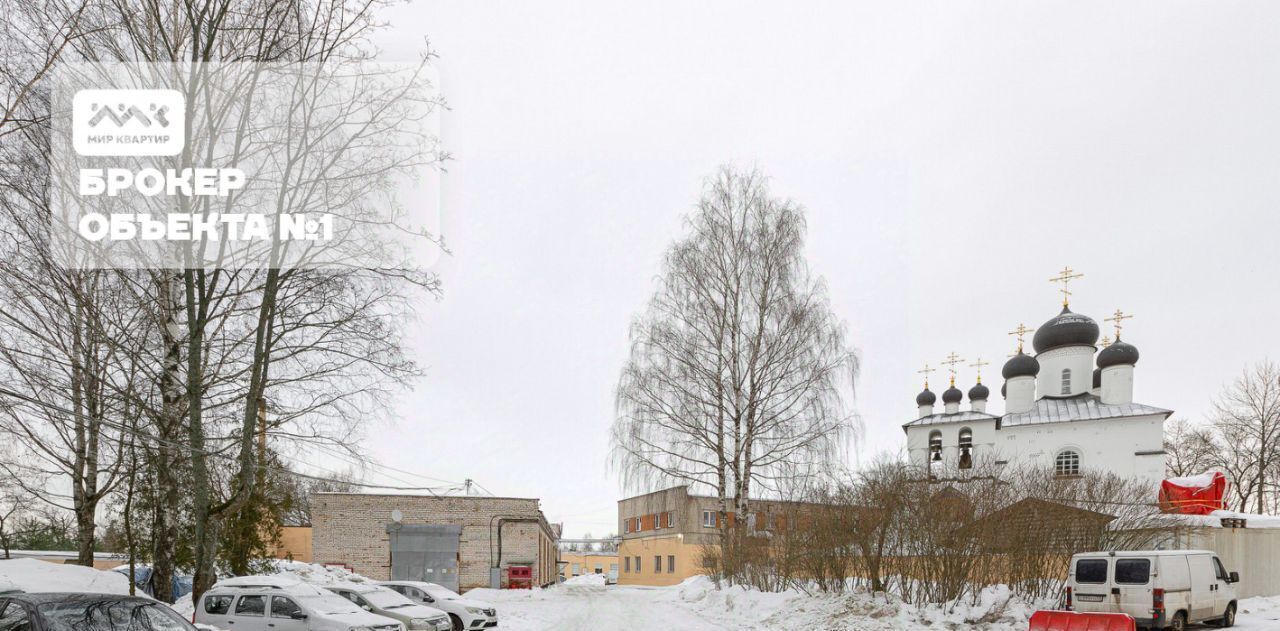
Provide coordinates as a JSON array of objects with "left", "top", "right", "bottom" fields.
[
  {"left": 1113, "top": 557, "right": 1154, "bottom": 620},
  {"left": 1072, "top": 557, "right": 1116, "bottom": 612}
]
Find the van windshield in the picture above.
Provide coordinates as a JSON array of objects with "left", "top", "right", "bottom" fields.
[
  {"left": 1075, "top": 559, "right": 1108, "bottom": 584},
  {"left": 1115, "top": 559, "right": 1150, "bottom": 585}
]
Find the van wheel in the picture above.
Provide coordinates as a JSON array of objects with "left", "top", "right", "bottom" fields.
[
  {"left": 449, "top": 614, "right": 463, "bottom": 631},
  {"left": 1169, "top": 611, "right": 1187, "bottom": 631},
  {"left": 1221, "top": 602, "right": 1236, "bottom": 627}
]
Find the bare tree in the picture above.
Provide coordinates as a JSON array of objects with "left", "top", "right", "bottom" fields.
[
  {"left": 1163, "top": 417, "right": 1216, "bottom": 478},
  {"left": 1206, "top": 361, "right": 1280, "bottom": 514},
  {"left": 0, "top": 0, "right": 441, "bottom": 603},
  {"left": 612, "top": 166, "right": 859, "bottom": 556}
]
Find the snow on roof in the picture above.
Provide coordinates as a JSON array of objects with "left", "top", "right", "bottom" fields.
[
  {"left": 1000, "top": 394, "right": 1172, "bottom": 428},
  {"left": 212, "top": 574, "right": 336, "bottom": 597},
  {"left": 0, "top": 558, "right": 136, "bottom": 595},
  {"left": 1154, "top": 509, "right": 1280, "bottom": 529}
]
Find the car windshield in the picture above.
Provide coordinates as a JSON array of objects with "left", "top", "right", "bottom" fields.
[
  {"left": 38, "top": 600, "right": 194, "bottom": 631},
  {"left": 423, "top": 585, "right": 460, "bottom": 601},
  {"left": 359, "top": 589, "right": 414, "bottom": 609}
]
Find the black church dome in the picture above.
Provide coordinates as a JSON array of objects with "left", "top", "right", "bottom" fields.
[{"left": 1032, "top": 306, "right": 1100, "bottom": 354}]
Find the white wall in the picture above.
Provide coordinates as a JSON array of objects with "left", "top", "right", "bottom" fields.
[
  {"left": 1035, "top": 346, "right": 1096, "bottom": 398},
  {"left": 906, "top": 418, "right": 999, "bottom": 471},
  {"left": 906, "top": 413, "right": 1166, "bottom": 486}
]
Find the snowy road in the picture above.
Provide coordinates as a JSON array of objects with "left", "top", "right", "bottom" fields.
[
  {"left": 468, "top": 579, "right": 1280, "bottom": 631},
  {"left": 478, "top": 585, "right": 725, "bottom": 631}
]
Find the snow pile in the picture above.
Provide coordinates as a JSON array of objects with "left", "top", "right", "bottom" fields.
[
  {"left": 563, "top": 573, "right": 607, "bottom": 588},
  {"left": 1239, "top": 594, "right": 1280, "bottom": 628},
  {"left": 262, "top": 561, "right": 369, "bottom": 585},
  {"left": 0, "top": 558, "right": 136, "bottom": 596}
]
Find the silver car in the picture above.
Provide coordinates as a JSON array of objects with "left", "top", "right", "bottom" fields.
[{"left": 325, "top": 582, "right": 452, "bottom": 631}]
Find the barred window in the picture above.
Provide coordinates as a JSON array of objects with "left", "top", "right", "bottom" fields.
[{"left": 1055, "top": 449, "right": 1080, "bottom": 477}]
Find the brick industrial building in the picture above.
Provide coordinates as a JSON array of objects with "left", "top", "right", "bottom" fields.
[
  {"left": 312, "top": 493, "right": 560, "bottom": 591},
  {"left": 617, "top": 485, "right": 802, "bottom": 586}
]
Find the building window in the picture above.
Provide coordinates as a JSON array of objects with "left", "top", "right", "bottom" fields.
[
  {"left": 701, "top": 510, "right": 715, "bottom": 527},
  {"left": 958, "top": 428, "right": 973, "bottom": 470},
  {"left": 654, "top": 555, "right": 661, "bottom": 573},
  {"left": 1055, "top": 449, "right": 1081, "bottom": 477},
  {"left": 635, "top": 555, "right": 641, "bottom": 572},
  {"left": 667, "top": 555, "right": 675, "bottom": 573},
  {"left": 1061, "top": 368, "right": 1072, "bottom": 395},
  {"left": 624, "top": 557, "right": 630, "bottom": 573}
]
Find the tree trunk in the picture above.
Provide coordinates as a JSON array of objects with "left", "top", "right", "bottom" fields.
[{"left": 151, "top": 273, "right": 184, "bottom": 603}]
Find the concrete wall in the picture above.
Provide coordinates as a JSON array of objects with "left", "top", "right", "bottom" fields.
[
  {"left": 1183, "top": 528, "right": 1280, "bottom": 599},
  {"left": 311, "top": 493, "right": 558, "bottom": 591}
]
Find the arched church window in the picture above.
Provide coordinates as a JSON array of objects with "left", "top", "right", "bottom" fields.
[
  {"left": 1061, "top": 368, "right": 1072, "bottom": 395},
  {"left": 958, "top": 428, "right": 973, "bottom": 470},
  {"left": 928, "top": 430, "right": 942, "bottom": 462},
  {"left": 1054, "top": 449, "right": 1080, "bottom": 477}
]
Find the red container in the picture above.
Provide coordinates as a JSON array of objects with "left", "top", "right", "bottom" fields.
[
  {"left": 1028, "top": 611, "right": 1136, "bottom": 631},
  {"left": 507, "top": 565, "right": 532, "bottom": 589}
]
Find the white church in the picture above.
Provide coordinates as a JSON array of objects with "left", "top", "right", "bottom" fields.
[{"left": 904, "top": 270, "right": 1170, "bottom": 486}]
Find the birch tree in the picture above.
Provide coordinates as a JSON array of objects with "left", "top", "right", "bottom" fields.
[{"left": 611, "top": 165, "right": 859, "bottom": 537}]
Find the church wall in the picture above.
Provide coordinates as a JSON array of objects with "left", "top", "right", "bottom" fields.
[
  {"left": 907, "top": 414, "right": 1166, "bottom": 487},
  {"left": 905, "top": 419, "right": 998, "bottom": 471},
  {"left": 999, "top": 414, "right": 1165, "bottom": 486},
  {"left": 1034, "top": 346, "right": 1095, "bottom": 398}
]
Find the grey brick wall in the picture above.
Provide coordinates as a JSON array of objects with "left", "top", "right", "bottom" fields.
[{"left": 311, "top": 493, "right": 558, "bottom": 591}]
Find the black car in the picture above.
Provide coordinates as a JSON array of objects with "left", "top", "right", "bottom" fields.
[{"left": 0, "top": 593, "right": 197, "bottom": 631}]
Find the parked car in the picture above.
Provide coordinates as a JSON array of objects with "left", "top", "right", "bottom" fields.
[
  {"left": 196, "top": 576, "right": 405, "bottom": 631},
  {"left": 376, "top": 582, "right": 496, "bottom": 631},
  {"left": 323, "top": 582, "right": 451, "bottom": 631},
  {"left": 1067, "top": 550, "right": 1239, "bottom": 630},
  {"left": 0, "top": 593, "right": 195, "bottom": 631}
]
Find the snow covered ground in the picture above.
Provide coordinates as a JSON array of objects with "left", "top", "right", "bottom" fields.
[
  {"left": 465, "top": 576, "right": 1280, "bottom": 630},
  {"left": 5, "top": 558, "right": 1278, "bottom": 630}
]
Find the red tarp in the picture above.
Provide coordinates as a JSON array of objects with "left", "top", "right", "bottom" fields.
[
  {"left": 1159, "top": 471, "right": 1228, "bottom": 515},
  {"left": 1028, "top": 611, "right": 1136, "bottom": 631}
]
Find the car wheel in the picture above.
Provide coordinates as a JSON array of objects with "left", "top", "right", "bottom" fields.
[
  {"left": 1169, "top": 611, "right": 1187, "bottom": 631},
  {"left": 449, "top": 614, "right": 463, "bottom": 631},
  {"left": 1222, "top": 602, "right": 1236, "bottom": 627}
]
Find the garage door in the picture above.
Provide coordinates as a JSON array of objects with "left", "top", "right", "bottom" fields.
[{"left": 386, "top": 524, "right": 461, "bottom": 592}]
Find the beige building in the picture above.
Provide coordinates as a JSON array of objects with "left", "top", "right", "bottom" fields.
[
  {"left": 559, "top": 550, "right": 619, "bottom": 581},
  {"left": 312, "top": 493, "right": 560, "bottom": 591},
  {"left": 270, "top": 525, "right": 314, "bottom": 563},
  {"left": 616, "top": 486, "right": 799, "bottom": 586}
]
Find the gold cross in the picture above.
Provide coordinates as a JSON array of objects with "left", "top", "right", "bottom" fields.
[
  {"left": 1049, "top": 266, "right": 1084, "bottom": 307},
  {"left": 942, "top": 352, "right": 965, "bottom": 386},
  {"left": 1104, "top": 309, "right": 1134, "bottom": 339},
  {"left": 1100, "top": 335, "right": 1112, "bottom": 348},
  {"left": 917, "top": 363, "right": 935, "bottom": 389},
  {"left": 1008, "top": 323, "right": 1035, "bottom": 353},
  {"left": 969, "top": 357, "right": 990, "bottom": 383}
]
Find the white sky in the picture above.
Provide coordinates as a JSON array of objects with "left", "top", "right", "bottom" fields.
[{"left": 348, "top": 1, "right": 1280, "bottom": 538}]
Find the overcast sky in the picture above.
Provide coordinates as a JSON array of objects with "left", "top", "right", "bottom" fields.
[{"left": 343, "top": 1, "right": 1280, "bottom": 537}]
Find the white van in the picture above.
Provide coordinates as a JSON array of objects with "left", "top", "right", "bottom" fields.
[
  {"left": 196, "top": 576, "right": 406, "bottom": 631},
  {"left": 1067, "top": 550, "right": 1239, "bottom": 630}
]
